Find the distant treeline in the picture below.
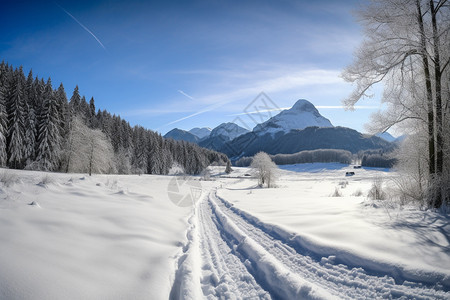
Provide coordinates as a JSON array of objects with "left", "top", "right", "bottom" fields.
[
  {"left": 0, "top": 62, "right": 228, "bottom": 175},
  {"left": 235, "top": 149, "right": 352, "bottom": 167},
  {"left": 359, "top": 149, "right": 397, "bottom": 168}
]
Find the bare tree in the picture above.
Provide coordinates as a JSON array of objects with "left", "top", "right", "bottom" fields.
[
  {"left": 251, "top": 152, "right": 278, "bottom": 188},
  {"left": 342, "top": 0, "right": 450, "bottom": 208}
]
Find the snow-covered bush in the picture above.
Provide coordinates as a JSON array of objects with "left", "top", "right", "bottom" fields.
[
  {"left": 225, "top": 160, "right": 232, "bottom": 174},
  {"left": 168, "top": 162, "right": 185, "bottom": 175},
  {"left": 0, "top": 170, "right": 19, "bottom": 187},
  {"left": 332, "top": 187, "right": 342, "bottom": 197},
  {"left": 367, "top": 177, "right": 386, "bottom": 200},
  {"left": 38, "top": 174, "right": 54, "bottom": 186},
  {"left": 352, "top": 189, "right": 363, "bottom": 197}
]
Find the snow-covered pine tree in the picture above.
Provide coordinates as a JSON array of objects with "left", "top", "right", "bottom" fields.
[
  {"left": 36, "top": 78, "right": 61, "bottom": 171},
  {"left": 0, "top": 79, "right": 6, "bottom": 167},
  {"left": 88, "top": 97, "right": 97, "bottom": 127},
  {"left": 7, "top": 67, "right": 26, "bottom": 169},
  {"left": 69, "top": 85, "right": 81, "bottom": 116},
  {"left": 131, "top": 126, "right": 148, "bottom": 174},
  {"left": 23, "top": 70, "right": 38, "bottom": 164},
  {"left": 55, "top": 83, "right": 68, "bottom": 136}
]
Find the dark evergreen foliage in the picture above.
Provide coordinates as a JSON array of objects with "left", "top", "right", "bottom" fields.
[{"left": 0, "top": 62, "right": 229, "bottom": 174}]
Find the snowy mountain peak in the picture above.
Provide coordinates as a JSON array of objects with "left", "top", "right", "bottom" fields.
[
  {"left": 291, "top": 99, "right": 318, "bottom": 112},
  {"left": 210, "top": 122, "right": 249, "bottom": 141},
  {"left": 253, "top": 99, "right": 333, "bottom": 135}
]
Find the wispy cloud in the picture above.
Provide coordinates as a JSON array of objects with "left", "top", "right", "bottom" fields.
[
  {"left": 131, "top": 66, "right": 356, "bottom": 128},
  {"left": 178, "top": 90, "right": 195, "bottom": 100},
  {"left": 56, "top": 3, "right": 106, "bottom": 50},
  {"left": 228, "top": 107, "right": 289, "bottom": 116},
  {"left": 316, "top": 106, "right": 378, "bottom": 109}
]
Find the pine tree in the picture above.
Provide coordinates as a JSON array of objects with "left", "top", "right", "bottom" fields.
[
  {"left": 23, "top": 70, "right": 37, "bottom": 164},
  {"left": 7, "top": 67, "right": 26, "bottom": 169},
  {"left": 69, "top": 85, "right": 81, "bottom": 116},
  {"left": 36, "top": 78, "right": 61, "bottom": 171},
  {"left": 0, "top": 81, "right": 7, "bottom": 166}
]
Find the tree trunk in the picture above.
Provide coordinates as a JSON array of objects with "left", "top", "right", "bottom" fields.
[
  {"left": 416, "top": 0, "right": 438, "bottom": 207},
  {"left": 430, "top": 0, "right": 443, "bottom": 207}
]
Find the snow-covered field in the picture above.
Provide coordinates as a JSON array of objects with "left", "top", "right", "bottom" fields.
[
  {"left": 0, "top": 170, "right": 195, "bottom": 299},
  {"left": 0, "top": 164, "right": 449, "bottom": 299}
]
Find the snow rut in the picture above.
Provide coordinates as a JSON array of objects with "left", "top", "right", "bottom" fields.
[
  {"left": 198, "top": 196, "right": 270, "bottom": 299},
  {"left": 209, "top": 190, "right": 450, "bottom": 300}
]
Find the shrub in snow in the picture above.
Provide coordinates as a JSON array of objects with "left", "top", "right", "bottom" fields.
[
  {"left": 332, "top": 187, "right": 342, "bottom": 197},
  {"left": 201, "top": 168, "right": 212, "bottom": 181},
  {"left": 339, "top": 180, "right": 348, "bottom": 188},
  {"left": 367, "top": 177, "right": 386, "bottom": 200},
  {"left": 251, "top": 152, "right": 278, "bottom": 188},
  {"left": 38, "top": 174, "right": 54, "bottom": 186},
  {"left": 225, "top": 160, "right": 232, "bottom": 174},
  {"left": 0, "top": 171, "right": 19, "bottom": 187},
  {"left": 352, "top": 189, "right": 363, "bottom": 197},
  {"left": 168, "top": 162, "right": 185, "bottom": 175}
]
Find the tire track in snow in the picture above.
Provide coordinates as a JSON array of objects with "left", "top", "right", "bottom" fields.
[
  {"left": 197, "top": 195, "right": 271, "bottom": 299},
  {"left": 209, "top": 190, "right": 450, "bottom": 300}
]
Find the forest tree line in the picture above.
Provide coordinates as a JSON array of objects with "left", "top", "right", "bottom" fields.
[
  {"left": 235, "top": 149, "right": 353, "bottom": 167},
  {"left": 0, "top": 62, "right": 228, "bottom": 175}
]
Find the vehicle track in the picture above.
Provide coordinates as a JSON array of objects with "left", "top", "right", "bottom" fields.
[{"left": 202, "top": 189, "right": 449, "bottom": 299}]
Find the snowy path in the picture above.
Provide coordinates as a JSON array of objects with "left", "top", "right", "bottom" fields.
[{"left": 172, "top": 184, "right": 450, "bottom": 299}]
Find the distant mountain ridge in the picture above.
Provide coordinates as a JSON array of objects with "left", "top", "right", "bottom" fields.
[
  {"left": 199, "top": 122, "right": 249, "bottom": 151},
  {"left": 164, "top": 128, "right": 199, "bottom": 143},
  {"left": 189, "top": 127, "right": 211, "bottom": 139},
  {"left": 165, "top": 99, "right": 395, "bottom": 159},
  {"left": 221, "top": 126, "right": 393, "bottom": 159}
]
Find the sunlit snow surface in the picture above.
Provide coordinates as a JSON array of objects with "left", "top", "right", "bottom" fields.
[
  {"left": 0, "top": 164, "right": 449, "bottom": 299},
  {"left": 0, "top": 171, "right": 193, "bottom": 299}
]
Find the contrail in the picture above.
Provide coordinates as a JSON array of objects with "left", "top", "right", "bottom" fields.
[
  {"left": 228, "top": 107, "right": 289, "bottom": 116},
  {"left": 228, "top": 105, "right": 378, "bottom": 116},
  {"left": 56, "top": 3, "right": 106, "bottom": 50},
  {"left": 178, "top": 90, "right": 195, "bottom": 100}
]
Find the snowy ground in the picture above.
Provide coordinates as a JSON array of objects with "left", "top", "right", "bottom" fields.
[
  {"left": 0, "top": 170, "right": 194, "bottom": 299},
  {"left": 1, "top": 164, "right": 449, "bottom": 299}
]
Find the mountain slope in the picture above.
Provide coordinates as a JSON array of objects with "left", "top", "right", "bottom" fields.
[
  {"left": 164, "top": 128, "right": 199, "bottom": 143},
  {"left": 210, "top": 122, "right": 249, "bottom": 140},
  {"left": 189, "top": 127, "right": 211, "bottom": 139},
  {"left": 253, "top": 99, "right": 333, "bottom": 135},
  {"left": 221, "top": 126, "right": 393, "bottom": 158},
  {"left": 199, "top": 122, "right": 249, "bottom": 151}
]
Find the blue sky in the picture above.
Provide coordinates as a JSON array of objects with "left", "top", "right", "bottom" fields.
[{"left": 0, "top": 0, "right": 384, "bottom": 135}]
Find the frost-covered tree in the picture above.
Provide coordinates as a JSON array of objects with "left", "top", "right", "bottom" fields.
[
  {"left": 63, "top": 117, "right": 114, "bottom": 175},
  {"left": 251, "top": 151, "right": 278, "bottom": 188},
  {"left": 115, "top": 147, "right": 131, "bottom": 174},
  {"left": 225, "top": 160, "right": 232, "bottom": 174},
  {"left": 342, "top": 0, "right": 450, "bottom": 208}
]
